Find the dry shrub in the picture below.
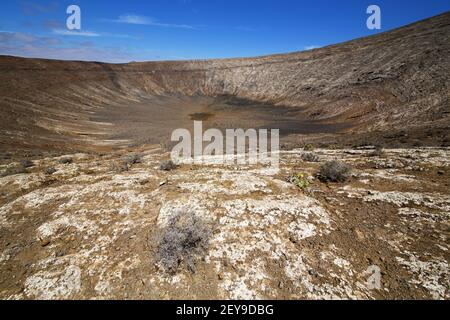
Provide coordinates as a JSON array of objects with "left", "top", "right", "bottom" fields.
[
  {"left": 121, "top": 153, "right": 143, "bottom": 166},
  {"left": 110, "top": 162, "right": 129, "bottom": 173},
  {"left": 368, "top": 145, "right": 385, "bottom": 157},
  {"left": 59, "top": 157, "right": 73, "bottom": 164},
  {"left": 45, "top": 167, "right": 57, "bottom": 175},
  {"left": 301, "top": 152, "right": 319, "bottom": 163},
  {"left": 0, "top": 164, "right": 27, "bottom": 177},
  {"left": 20, "top": 159, "right": 34, "bottom": 168},
  {"left": 318, "top": 161, "right": 352, "bottom": 182},
  {"left": 155, "top": 210, "right": 212, "bottom": 274},
  {"left": 159, "top": 160, "right": 177, "bottom": 171}
]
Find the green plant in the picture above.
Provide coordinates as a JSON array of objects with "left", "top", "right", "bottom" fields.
[
  {"left": 288, "top": 172, "right": 311, "bottom": 190},
  {"left": 304, "top": 144, "right": 315, "bottom": 151}
]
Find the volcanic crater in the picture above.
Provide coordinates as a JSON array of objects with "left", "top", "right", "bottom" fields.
[{"left": 0, "top": 13, "right": 449, "bottom": 300}]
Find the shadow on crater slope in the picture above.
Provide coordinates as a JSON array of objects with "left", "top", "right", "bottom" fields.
[{"left": 0, "top": 12, "right": 449, "bottom": 157}]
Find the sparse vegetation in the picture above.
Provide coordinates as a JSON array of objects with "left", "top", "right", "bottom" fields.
[
  {"left": 371, "top": 145, "right": 385, "bottom": 157},
  {"left": 288, "top": 172, "right": 311, "bottom": 190},
  {"left": 159, "top": 138, "right": 178, "bottom": 152},
  {"left": 160, "top": 160, "right": 177, "bottom": 171},
  {"left": 301, "top": 152, "right": 319, "bottom": 163},
  {"left": 121, "top": 153, "right": 143, "bottom": 166},
  {"left": 0, "top": 164, "right": 27, "bottom": 177},
  {"left": 20, "top": 159, "right": 34, "bottom": 168},
  {"left": 328, "top": 144, "right": 342, "bottom": 150},
  {"left": 110, "top": 153, "right": 143, "bottom": 173},
  {"left": 318, "top": 161, "right": 352, "bottom": 182},
  {"left": 59, "top": 157, "right": 73, "bottom": 165},
  {"left": 155, "top": 210, "right": 212, "bottom": 274},
  {"left": 303, "top": 144, "right": 315, "bottom": 151},
  {"left": 45, "top": 168, "right": 57, "bottom": 175},
  {"left": 110, "top": 162, "right": 129, "bottom": 173}
]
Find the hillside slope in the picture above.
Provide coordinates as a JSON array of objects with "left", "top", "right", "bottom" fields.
[{"left": 0, "top": 12, "right": 449, "bottom": 155}]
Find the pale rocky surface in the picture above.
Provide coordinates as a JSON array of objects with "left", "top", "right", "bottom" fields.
[{"left": 0, "top": 147, "right": 448, "bottom": 299}]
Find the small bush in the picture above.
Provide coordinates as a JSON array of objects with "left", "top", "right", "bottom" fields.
[
  {"left": 156, "top": 210, "right": 211, "bottom": 274},
  {"left": 110, "top": 162, "right": 128, "bottom": 173},
  {"left": 318, "top": 161, "right": 352, "bottom": 182},
  {"left": 303, "top": 144, "right": 315, "bottom": 151},
  {"left": 159, "top": 160, "right": 177, "bottom": 171},
  {"left": 0, "top": 165, "right": 27, "bottom": 177},
  {"left": 20, "top": 159, "right": 34, "bottom": 168},
  {"left": 328, "top": 144, "right": 342, "bottom": 150},
  {"left": 159, "top": 138, "right": 178, "bottom": 152},
  {"left": 121, "top": 153, "right": 142, "bottom": 166},
  {"left": 301, "top": 152, "right": 319, "bottom": 163},
  {"left": 111, "top": 153, "right": 143, "bottom": 172},
  {"left": 288, "top": 172, "right": 310, "bottom": 190},
  {"left": 59, "top": 157, "right": 73, "bottom": 165},
  {"left": 368, "top": 145, "right": 385, "bottom": 157},
  {"left": 45, "top": 168, "right": 57, "bottom": 175}
]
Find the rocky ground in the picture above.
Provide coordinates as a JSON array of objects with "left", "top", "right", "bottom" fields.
[
  {"left": 0, "top": 12, "right": 449, "bottom": 301},
  {"left": 0, "top": 146, "right": 448, "bottom": 300}
]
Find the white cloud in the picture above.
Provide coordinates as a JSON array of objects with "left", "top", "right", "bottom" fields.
[
  {"left": 21, "top": 1, "right": 58, "bottom": 16},
  {"left": 0, "top": 43, "right": 132, "bottom": 63},
  {"left": 52, "top": 29, "right": 100, "bottom": 37},
  {"left": 0, "top": 31, "right": 36, "bottom": 42},
  {"left": 116, "top": 14, "right": 152, "bottom": 25},
  {"left": 303, "top": 45, "right": 321, "bottom": 51},
  {"left": 0, "top": 31, "right": 62, "bottom": 45},
  {"left": 52, "top": 29, "right": 136, "bottom": 39},
  {"left": 0, "top": 30, "right": 130, "bottom": 63},
  {"left": 110, "top": 14, "right": 195, "bottom": 29},
  {"left": 0, "top": 30, "right": 178, "bottom": 63}
]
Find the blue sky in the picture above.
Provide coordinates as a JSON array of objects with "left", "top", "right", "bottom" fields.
[{"left": 0, "top": 0, "right": 449, "bottom": 62}]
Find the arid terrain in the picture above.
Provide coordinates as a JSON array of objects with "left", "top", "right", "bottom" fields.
[{"left": 0, "top": 13, "right": 449, "bottom": 300}]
